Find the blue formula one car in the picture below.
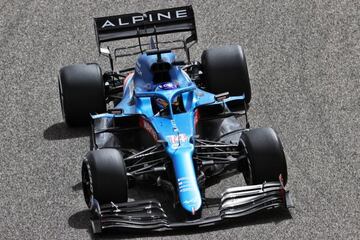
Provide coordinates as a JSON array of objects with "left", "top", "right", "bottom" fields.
[{"left": 58, "top": 6, "right": 293, "bottom": 234}]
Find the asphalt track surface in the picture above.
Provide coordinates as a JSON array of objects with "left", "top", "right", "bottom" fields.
[{"left": 0, "top": 0, "right": 359, "bottom": 239}]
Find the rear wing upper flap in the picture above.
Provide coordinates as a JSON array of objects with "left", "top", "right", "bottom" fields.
[{"left": 94, "top": 5, "right": 197, "bottom": 49}]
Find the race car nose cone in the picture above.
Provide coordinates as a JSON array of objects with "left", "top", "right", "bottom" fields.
[{"left": 171, "top": 151, "right": 202, "bottom": 213}]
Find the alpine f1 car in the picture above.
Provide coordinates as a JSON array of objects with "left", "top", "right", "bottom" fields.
[{"left": 58, "top": 5, "right": 293, "bottom": 234}]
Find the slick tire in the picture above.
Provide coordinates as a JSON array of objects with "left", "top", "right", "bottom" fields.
[
  {"left": 201, "top": 45, "right": 251, "bottom": 103},
  {"left": 82, "top": 149, "right": 128, "bottom": 207},
  {"left": 240, "top": 128, "right": 288, "bottom": 185},
  {"left": 58, "top": 63, "right": 106, "bottom": 127}
]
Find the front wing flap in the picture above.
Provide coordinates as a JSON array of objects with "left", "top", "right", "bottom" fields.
[{"left": 90, "top": 181, "right": 293, "bottom": 233}]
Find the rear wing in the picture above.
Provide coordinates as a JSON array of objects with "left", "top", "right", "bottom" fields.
[{"left": 94, "top": 6, "right": 197, "bottom": 51}]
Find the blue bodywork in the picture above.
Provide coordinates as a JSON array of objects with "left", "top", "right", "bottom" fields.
[{"left": 92, "top": 52, "right": 244, "bottom": 214}]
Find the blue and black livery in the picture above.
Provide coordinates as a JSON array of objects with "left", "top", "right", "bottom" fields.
[{"left": 58, "top": 5, "right": 293, "bottom": 234}]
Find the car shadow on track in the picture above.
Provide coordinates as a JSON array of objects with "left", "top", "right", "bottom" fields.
[
  {"left": 43, "top": 122, "right": 89, "bottom": 140},
  {"left": 68, "top": 181, "right": 293, "bottom": 240}
]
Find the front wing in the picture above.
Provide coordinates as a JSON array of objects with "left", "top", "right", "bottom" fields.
[{"left": 89, "top": 181, "right": 294, "bottom": 233}]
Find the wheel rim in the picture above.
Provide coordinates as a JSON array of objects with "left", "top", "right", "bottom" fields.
[
  {"left": 243, "top": 158, "right": 253, "bottom": 185},
  {"left": 82, "top": 161, "right": 92, "bottom": 207},
  {"left": 58, "top": 79, "right": 66, "bottom": 121}
]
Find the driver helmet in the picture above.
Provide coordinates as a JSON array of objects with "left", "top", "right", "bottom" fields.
[
  {"left": 154, "top": 82, "right": 179, "bottom": 111},
  {"left": 155, "top": 82, "right": 178, "bottom": 91}
]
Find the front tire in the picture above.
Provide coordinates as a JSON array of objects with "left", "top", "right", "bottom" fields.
[
  {"left": 240, "top": 128, "right": 288, "bottom": 185},
  {"left": 82, "top": 149, "right": 128, "bottom": 207}
]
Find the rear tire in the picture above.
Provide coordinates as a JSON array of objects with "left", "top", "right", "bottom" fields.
[
  {"left": 82, "top": 149, "right": 128, "bottom": 207},
  {"left": 58, "top": 63, "right": 106, "bottom": 127},
  {"left": 240, "top": 128, "right": 288, "bottom": 185},
  {"left": 201, "top": 45, "right": 251, "bottom": 103}
]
